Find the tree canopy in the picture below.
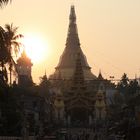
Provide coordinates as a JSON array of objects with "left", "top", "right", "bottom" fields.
[{"left": 0, "top": 24, "right": 23, "bottom": 85}]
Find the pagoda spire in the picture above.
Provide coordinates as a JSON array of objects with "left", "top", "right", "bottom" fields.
[
  {"left": 44, "top": 69, "right": 47, "bottom": 80},
  {"left": 66, "top": 5, "right": 80, "bottom": 48},
  {"left": 98, "top": 69, "right": 104, "bottom": 80},
  {"left": 70, "top": 5, "right": 76, "bottom": 23},
  {"left": 17, "top": 49, "right": 33, "bottom": 67},
  {"left": 51, "top": 5, "right": 96, "bottom": 80}
]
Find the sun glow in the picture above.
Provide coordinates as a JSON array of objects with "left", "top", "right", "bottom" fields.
[{"left": 21, "top": 34, "right": 50, "bottom": 63}]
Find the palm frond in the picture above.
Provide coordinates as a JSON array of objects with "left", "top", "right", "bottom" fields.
[
  {"left": 0, "top": 0, "right": 11, "bottom": 8},
  {"left": 0, "top": 26, "right": 6, "bottom": 47},
  {"left": 5, "top": 23, "right": 18, "bottom": 34},
  {"left": 12, "top": 41, "right": 20, "bottom": 50},
  {"left": 13, "top": 34, "right": 23, "bottom": 40}
]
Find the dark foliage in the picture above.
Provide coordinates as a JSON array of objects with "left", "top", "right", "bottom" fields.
[
  {"left": 0, "top": 0, "right": 11, "bottom": 7},
  {"left": 0, "top": 24, "right": 23, "bottom": 85},
  {"left": 0, "top": 86, "right": 22, "bottom": 136}
]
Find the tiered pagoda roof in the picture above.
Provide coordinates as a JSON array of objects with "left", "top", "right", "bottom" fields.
[{"left": 51, "top": 5, "right": 96, "bottom": 80}]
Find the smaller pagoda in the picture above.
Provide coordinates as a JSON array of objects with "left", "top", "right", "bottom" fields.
[{"left": 16, "top": 50, "right": 33, "bottom": 86}]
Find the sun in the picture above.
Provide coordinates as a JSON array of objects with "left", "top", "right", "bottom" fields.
[{"left": 21, "top": 34, "right": 49, "bottom": 63}]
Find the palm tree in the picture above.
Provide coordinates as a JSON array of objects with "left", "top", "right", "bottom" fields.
[
  {"left": 0, "top": 26, "right": 8, "bottom": 83},
  {"left": 4, "top": 23, "right": 23, "bottom": 85},
  {"left": 0, "top": 0, "right": 11, "bottom": 7},
  {"left": 0, "top": 24, "right": 23, "bottom": 85}
]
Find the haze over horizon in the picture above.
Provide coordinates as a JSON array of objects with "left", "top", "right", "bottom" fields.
[{"left": 1, "top": 0, "right": 140, "bottom": 84}]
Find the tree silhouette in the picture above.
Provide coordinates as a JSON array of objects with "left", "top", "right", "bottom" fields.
[
  {"left": 0, "top": 26, "right": 8, "bottom": 83},
  {"left": 121, "top": 73, "right": 129, "bottom": 87},
  {"left": 128, "top": 79, "right": 139, "bottom": 95},
  {"left": 4, "top": 23, "right": 23, "bottom": 85},
  {"left": 0, "top": 24, "right": 23, "bottom": 85},
  {"left": 117, "top": 73, "right": 129, "bottom": 95}
]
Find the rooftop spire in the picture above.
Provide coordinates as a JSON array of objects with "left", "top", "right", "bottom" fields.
[
  {"left": 44, "top": 69, "right": 47, "bottom": 79},
  {"left": 17, "top": 49, "right": 33, "bottom": 67},
  {"left": 98, "top": 69, "right": 104, "bottom": 80},
  {"left": 66, "top": 5, "right": 80, "bottom": 48},
  {"left": 69, "top": 5, "right": 76, "bottom": 23}
]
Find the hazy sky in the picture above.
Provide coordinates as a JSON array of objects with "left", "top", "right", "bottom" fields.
[{"left": 1, "top": 0, "right": 140, "bottom": 84}]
